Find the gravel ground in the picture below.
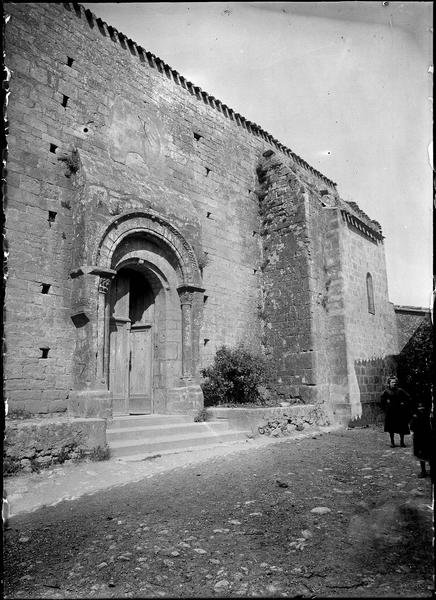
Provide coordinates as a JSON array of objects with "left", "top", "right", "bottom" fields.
[{"left": 3, "top": 425, "right": 434, "bottom": 598}]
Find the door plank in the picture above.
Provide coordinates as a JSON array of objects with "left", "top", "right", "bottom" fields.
[
  {"left": 129, "top": 325, "right": 152, "bottom": 414},
  {"left": 109, "top": 319, "right": 130, "bottom": 414}
]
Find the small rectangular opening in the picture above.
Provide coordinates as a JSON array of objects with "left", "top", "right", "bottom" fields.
[
  {"left": 193, "top": 132, "right": 202, "bottom": 141},
  {"left": 205, "top": 167, "right": 211, "bottom": 177},
  {"left": 62, "top": 95, "right": 69, "bottom": 107},
  {"left": 253, "top": 269, "right": 258, "bottom": 275},
  {"left": 203, "top": 339, "right": 210, "bottom": 346},
  {"left": 206, "top": 212, "right": 212, "bottom": 219},
  {"left": 48, "top": 211, "right": 57, "bottom": 224},
  {"left": 41, "top": 283, "right": 51, "bottom": 294},
  {"left": 40, "top": 348, "right": 50, "bottom": 359},
  {"left": 67, "top": 57, "right": 74, "bottom": 67},
  {"left": 49, "top": 143, "right": 57, "bottom": 154},
  {"left": 203, "top": 295, "right": 208, "bottom": 304}
]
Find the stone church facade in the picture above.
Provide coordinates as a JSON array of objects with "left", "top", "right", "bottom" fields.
[{"left": 4, "top": 2, "right": 399, "bottom": 429}]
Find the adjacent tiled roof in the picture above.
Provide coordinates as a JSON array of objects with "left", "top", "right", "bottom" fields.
[{"left": 394, "top": 305, "right": 431, "bottom": 314}]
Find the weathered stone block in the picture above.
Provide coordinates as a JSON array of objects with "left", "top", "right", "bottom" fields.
[
  {"left": 68, "top": 389, "right": 112, "bottom": 419},
  {"left": 4, "top": 416, "right": 107, "bottom": 474}
]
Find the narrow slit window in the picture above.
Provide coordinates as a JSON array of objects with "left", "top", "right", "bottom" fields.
[
  {"left": 205, "top": 167, "right": 211, "bottom": 176},
  {"left": 40, "top": 348, "right": 50, "bottom": 359},
  {"left": 62, "top": 95, "right": 69, "bottom": 107},
  {"left": 203, "top": 295, "right": 209, "bottom": 304},
  {"left": 203, "top": 338, "right": 210, "bottom": 346},
  {"left": 366, "top": 273, "right": 375, "bottom": 314},
  {"left": 41, "top": 283, "right": 51, "bottom": 294}
]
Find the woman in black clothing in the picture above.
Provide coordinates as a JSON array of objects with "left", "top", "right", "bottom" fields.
[
  {"left": 409, "top": 402, "right": 432, "bottom": 478},
  {"left": 380, "top": 376, "right": 412, "bottom": 448}
]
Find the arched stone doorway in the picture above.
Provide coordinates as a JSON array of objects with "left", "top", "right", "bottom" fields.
[
  {"left": 97, "top": 211, "right": 204, "bottom": 416},
  {"left": 105, "top": 229, "right": 184, "bottom": 415},
  {"left": 68, "top": 210, "right": 204, "bottom": 418}
]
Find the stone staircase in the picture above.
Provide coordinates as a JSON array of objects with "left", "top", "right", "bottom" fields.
[{"left": 106, "top": 414, "right": 249, "bottom": 461}]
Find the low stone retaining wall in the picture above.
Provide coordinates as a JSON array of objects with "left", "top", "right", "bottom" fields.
[
  {"left": 4, "top": 417, "right": 107, "bottom": 475},
  {"left": 206, "top": 404, "right": 331, "bottom": 437}
]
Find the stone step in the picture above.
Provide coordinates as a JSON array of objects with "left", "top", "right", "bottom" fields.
[
  {"left": 108, "top": 414, "right": 193, "bottom": 429},
  {"left": 106, "top": 420, "right": 232, "bottom": 442},
  {"left": 116, "top": 439, "right": 250, "bottom": 462},
  {"left": 108, "top": 429, "right": 248, "bottom": 458}
]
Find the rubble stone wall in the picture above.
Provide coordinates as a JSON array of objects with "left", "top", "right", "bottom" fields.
[
  {"left": 4, "top": 417, "right": 107, "bottom": 474},
  {"left": 207, "top": 404, "right": 331, "bottom": 437}
]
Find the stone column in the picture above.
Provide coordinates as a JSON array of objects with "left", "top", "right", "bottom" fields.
[
  {"left": 97, "top": 275, "right": 114, "bottom": 385},
  {"left": 178, "top": 289, "right": 194, "bottom": 378},
  {"left": 166, "top": 284, "right": 206, "bottom": 415},
  {"left": 176, "top": 284, "right": 206, "bottom": 380}
]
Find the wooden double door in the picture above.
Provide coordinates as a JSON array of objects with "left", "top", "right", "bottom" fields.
[{"left": 109, "top": 268, "right": 154, "bottom": 414}]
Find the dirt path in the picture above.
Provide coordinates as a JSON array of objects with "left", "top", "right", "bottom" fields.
[{"left": 3, "top": 426, "right": 434, "bottom": 598}]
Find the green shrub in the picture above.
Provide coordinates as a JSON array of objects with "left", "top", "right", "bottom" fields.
[{"left": 201, "top": 345, "right": 271, "bottom": 406}]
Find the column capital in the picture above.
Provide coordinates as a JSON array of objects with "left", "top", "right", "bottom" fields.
[
  {"left": 98, "top": 277, "right": 112, "bottom": 295},
  {"left": 177, "top": 284, "right": 205, "bottom": 305}
]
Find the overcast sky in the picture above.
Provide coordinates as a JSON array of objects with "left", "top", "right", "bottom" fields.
[{"left": 82, "top": 1, "right": 433, "bottom": 308}]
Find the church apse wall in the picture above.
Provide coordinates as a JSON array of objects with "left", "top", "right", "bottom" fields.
[{"left": 4, "top": 2, "right": 397, "bottom": 423}]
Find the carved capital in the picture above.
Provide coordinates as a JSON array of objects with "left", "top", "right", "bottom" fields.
[
  {"left": 178, "top": 290, "right": 193, "bottom": 306},
  {"left": 98, "top": 277, "right": 112, "bottom": 295}
]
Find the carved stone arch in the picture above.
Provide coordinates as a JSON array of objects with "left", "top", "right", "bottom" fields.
[
  {"left": 85, "top": 209, "right": 206, "bottom": 417},
  {"left": 94, "top": 210, "right": 202, "bottom": 287}
]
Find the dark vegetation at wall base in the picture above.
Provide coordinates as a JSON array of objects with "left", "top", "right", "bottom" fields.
[
  {"left": 396, "top": 316, "right": 433, "bottom": 409},
  {"left": 200, "top": 346, "right": 272, "bottom": 407}
]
